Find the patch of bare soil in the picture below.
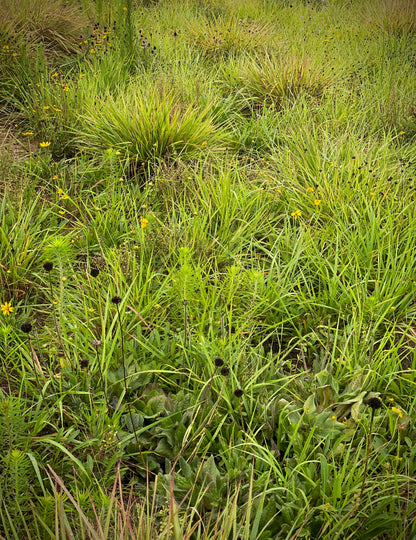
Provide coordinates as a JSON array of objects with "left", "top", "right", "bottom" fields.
[{"left": 0, "top": 122, "right": 38, "bottom": 158}]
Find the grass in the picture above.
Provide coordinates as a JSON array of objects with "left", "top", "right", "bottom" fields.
[{"left": 1, "top": 0, "right": 416, "bottom": 538}]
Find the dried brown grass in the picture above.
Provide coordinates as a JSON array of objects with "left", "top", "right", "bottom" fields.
[
  {"left": 364, "top": 0, "right": 416, "bottom": 35},
  {"left": 0, "top": 0, "right": 89, "bottom": 58}
]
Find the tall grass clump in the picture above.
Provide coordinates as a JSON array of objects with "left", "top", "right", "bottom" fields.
[
  {"left": 185, "top": 13, "right": 275, "bottom": 59},
  {"left": 230, "top": 51, "right": 332, "bottom": 113},
  {"left": 363, "top": 0, "right": 416, "bottom": 36},
  {"left": 0, "top": 0, "right": 88, "bottom": 58},
  {"left": 74, "top": 84, "right": 231, "bottom": 168}
]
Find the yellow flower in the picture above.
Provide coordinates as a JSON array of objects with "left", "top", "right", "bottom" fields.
[
  {"left": 399, "top": 131, "right": 405, "bottom": 135},
  {"left": 63, "top": 86, "right": 69, "bottom": 92},
  {"left": 43, "top": 105, "right": 50, "bottom": 110},
  {"left": 1, "top": 302, "right": 13, "bottom": 316},
  {"left": 201, "top": 141, "right": 207, "bottom": 147},
  {"left": 314, "top": 199, "right": 321, "bottom": 206},
  {"left": 52, "top": 72, "right": 59, "bottom": 77},
  {"left": 58, "top": 210, "right": 66, "bottom": 215},
  {"left": 291, "top": 209, "right": 302, "bottom": 219},
  {"left": 307, "top": 187, "right": 314, "bottom": 193},
  {"left": 140, "top": 217, "right": 149, "bottom": 229},
  {"left": 80, "top": 73, "right": 85, "bottom": 78},
  {"left": 40, "top": 141, "right": 51, "bottom": 148},
  {"left": 57, "top": 187, "right": 64, "bottom": 196},
  {"left": 22, "top": 131, "right": 33, "bottom": 136},
  {"left": 90, "top": 48, "right": 96, "bottom": 54},
  {"left": 391, "top": 406, "right": 403, "bottom": 418}
]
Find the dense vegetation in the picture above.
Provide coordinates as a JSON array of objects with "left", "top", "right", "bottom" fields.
[{"left": 1, "top": 0, "right": 416, "bottom": 538}]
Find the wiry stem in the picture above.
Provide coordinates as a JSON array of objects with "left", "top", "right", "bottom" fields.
[
  {"left": 114, "top": 301, "right": 148, "bottom": 472},
  {"left": 359, "top": 407, "right": 375, "bottom": 503},
  {"left": 180, "top": 299, "right": 188, "bottom": 384},
  {"left": 94, "top": 344, "right": 110, "bottom": 412}
]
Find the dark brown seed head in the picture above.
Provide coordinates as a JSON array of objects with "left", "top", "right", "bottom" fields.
[
  {"left": 111, "top": 296, "right": 122, "bottom": 305},
  {"left": 21, "top": 322, "right": 32, "bottom": 334},
  {"left": 367, "top": 397, "right": 383, "bottom": 410},
  {"left": 214, "top": 357, "right": 224, "bottom": 368},
  {"left": 90, "top": 268, "right": 100, "bottom": 278},
  {"left": 234, "top": 389, "right": 243, "bottom": 398},
  {"left": 43, "top": 261, "right": 53, "bottom": 272},
  {"left": 220, "top": 367, "right": 230, "bottom": 376}
]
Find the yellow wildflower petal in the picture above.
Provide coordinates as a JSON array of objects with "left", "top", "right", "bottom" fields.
[{"left": 1, "top": 302, "right": 14, "bottom": 316}]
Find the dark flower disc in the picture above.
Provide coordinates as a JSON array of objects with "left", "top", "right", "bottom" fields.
[
  {"left": 214, "top": 357, "right": 224, "bottom": 367},
  {"left": 21, "top": 322, "right": 32, "bottom": 334},
  {"left": 367, "top": 397, "right": 383, "bottom": 410}
]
